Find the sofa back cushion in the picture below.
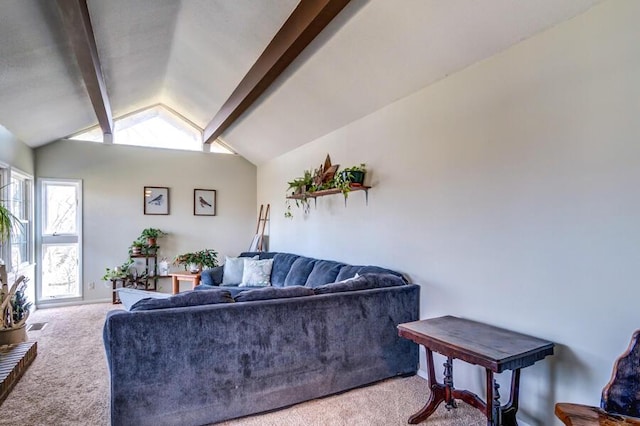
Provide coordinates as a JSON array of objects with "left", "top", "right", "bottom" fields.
[
  {"left": 234, "top": 285, "right": 314, "bottom": 302},
  {"left": 271, "top": 253, "right": 300, "bottom": 287},
  {"left": 284, "top": 257, "right": 317, "bottom": 287},
  {"left": 314, "top": 273, "right": 406, "bottom": 295},
  {"left": 304, "top": 260, "right": 346, "bottom": 288},
  {"left": 131, "top": 288, "right": 234, "bottom": 311},
  {"left": 335, "top": 265, "right": 407, "bottom": 283}
]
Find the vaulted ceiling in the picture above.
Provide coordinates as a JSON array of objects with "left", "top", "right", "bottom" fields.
[{"left": 0, "top": 0, "right": 602, "bottom": 164}]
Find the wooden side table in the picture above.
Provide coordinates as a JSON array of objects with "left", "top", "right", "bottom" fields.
[
  {"left": 398, "top": 316, "right": 554, "bottom": 426},
  {"left": 170, "top": 272, "right": 201, "bottom": 294}
]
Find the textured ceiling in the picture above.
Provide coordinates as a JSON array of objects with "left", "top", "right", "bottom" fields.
[
  {"left": 0, "top": 0, "right": 95, "bottom": 146},
  {"left": 0, "top": 0, "right": 602, "bottom": 164}
]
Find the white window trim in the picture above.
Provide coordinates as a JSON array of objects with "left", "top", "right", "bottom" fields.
[
  {"left": 0, "top": 165, "right": 34, "bottom": 273},
  {"left": 36, "top": 178, "right": 83, "bottom": 304}
]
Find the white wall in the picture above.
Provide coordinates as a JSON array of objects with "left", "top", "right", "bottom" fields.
[
  {"left": 35, "top": 139, "right": 256, "bottom": 300},
  {"left": 0, "top": 125, "right": 35, "bottom": 174},
  {"left": 257, "top": 1, "right": 640, "bottom": 424}
]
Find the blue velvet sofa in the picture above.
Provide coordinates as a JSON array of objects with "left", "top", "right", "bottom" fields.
[{"left": 103, "top": 252, "right": 419, "bottom": 426}]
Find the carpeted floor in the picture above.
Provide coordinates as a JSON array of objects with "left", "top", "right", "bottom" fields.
[{"left": 0, "top": 303, "right": 485, "bottom": 425}]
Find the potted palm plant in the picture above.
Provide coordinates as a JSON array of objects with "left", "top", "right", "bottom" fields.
[{"left": 0, "top": 197, "right": 16, "bottom": 247}]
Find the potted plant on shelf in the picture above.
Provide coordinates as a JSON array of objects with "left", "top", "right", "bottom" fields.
[
  {"left": 285, "top": 169, "right": 315, "bottom": 218},
  {"left": 129, "top": 240, "right": 146, "bottom": 256},
  {"left": 101, "top": 259, "right": 134, "bottom": 281},
  {"left": 340, "top": 163, "right": 366, "bottom": 186},
  {"left": 139, "top": 228, "right": 167, "bottom": 247},
  {"left": 174, "top": 249, "right": 219, "bottom": 273},
  {"left": 287, "top": 169, "right": 314, "bottom": 196}
]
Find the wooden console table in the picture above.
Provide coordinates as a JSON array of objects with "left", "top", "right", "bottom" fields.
[
  {"left": 170, "top": 272, "right": 201, "bottom": 294},
  {"left": 398, "top": 316, "right": 554, "bottom": 426}
]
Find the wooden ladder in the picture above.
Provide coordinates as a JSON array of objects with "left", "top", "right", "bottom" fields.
[{"left": 252, "top": 204, "right": 270, "bottom": 252}]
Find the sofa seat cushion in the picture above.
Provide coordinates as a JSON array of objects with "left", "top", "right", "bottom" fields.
[
  {"left": 313, "top": 273, "right": 406, "bottom": 295},
  {"left": 305, "top": 260, "right": 346, "bottom": 288},
  {"left": 284, "top": 257, "right": 317, "bottom": 287},
  {"left": 234, "top": 285, "right": 315, "bottom": 302},
  {"left": 131, "top": 288, "right": 234, "bottom": 311}
]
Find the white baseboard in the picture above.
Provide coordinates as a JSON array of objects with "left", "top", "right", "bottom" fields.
[
  {"left": 36, "top": 298, "right": 111, "bottom": 309},
  {"left": 416, "top": 368, "right": 428, "bottom": 380}
]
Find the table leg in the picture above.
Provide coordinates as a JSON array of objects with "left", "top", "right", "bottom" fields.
[
  {"left": 193, "top": 275, "right": 201, "bottom": 289},
  {"left": 444, "top": 356, "right": 458, "bottom": 410},
  {"left": 172, "top": 276, "right": 179, "bottom": 294},
  {"left": 486, "top": 370, "right": 502, "bottom": 426},
  {"left": 408, "top": 348, "right": 446, "bottom": 424},
  {"left": 500, "top": 369, "right": 521, "bottom": 426}
]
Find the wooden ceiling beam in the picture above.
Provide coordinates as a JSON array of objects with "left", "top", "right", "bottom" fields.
[
  {"left": 56, "top": 0, "right": 113, "bottom": 143},
  {"left": 203, "top": 0, "right": 352, "bottom": 145}
]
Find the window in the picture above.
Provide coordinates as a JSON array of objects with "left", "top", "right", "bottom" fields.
[
  {"left": 70, "top": 104, "right": 234, "bottom": 154},
  {"left": 39, "top": 179, "right": 82, "bottom": 300},
  {"left": 0, "top": 168, "right": 33, "bottom": 271}
]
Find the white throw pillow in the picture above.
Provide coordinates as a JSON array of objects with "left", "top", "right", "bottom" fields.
[
  {"left": 239, "top": 258, "right": 273, "bottom": 287},
  {"left": 222, "top": 255, "right": 258, "bottom": 286}
]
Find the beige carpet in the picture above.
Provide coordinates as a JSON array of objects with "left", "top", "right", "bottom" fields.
[{"left": 0, "top": 303, "right": 485, "bottom": 425}]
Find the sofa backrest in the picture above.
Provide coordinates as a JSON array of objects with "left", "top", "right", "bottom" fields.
[{"left": 239, "top": 251, "right": 407, "bottom": 288}]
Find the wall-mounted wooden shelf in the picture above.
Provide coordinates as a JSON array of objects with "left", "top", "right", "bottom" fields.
[{"left": 286, "top": 185, "right": 370, "bottom": 200}]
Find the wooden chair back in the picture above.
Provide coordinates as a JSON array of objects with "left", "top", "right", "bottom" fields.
[
  {"left": 555, "top": 330, "right": 640, "bottom": 425},
  {"left": 601, "top": 330, "right": 640, "bottom": 418}
]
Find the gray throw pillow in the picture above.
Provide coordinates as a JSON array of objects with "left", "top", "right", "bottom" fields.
[
  {"left": 222, "top": 255, "right": 257, "bottom": 286},
  {"left": 234, "top": 286, "right": 314, "bottom": 302},
  {"left": 313, "top": 273, "right": 405, "bottom": 295},
  {"left": 131, "top": 288, "right": 234, "bottom": 311}
]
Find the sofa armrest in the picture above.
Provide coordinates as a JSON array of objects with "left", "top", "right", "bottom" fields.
[{"left": 200, "top": 265, "right": 224, "bottom": 286}]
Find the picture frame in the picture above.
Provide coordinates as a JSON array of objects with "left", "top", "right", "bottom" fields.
[
  {"left": 144, "top": 186, "right": 169, "bottom": 215},
  {"left": 194, "top": 189, "right": 216, "bottom": 216}
]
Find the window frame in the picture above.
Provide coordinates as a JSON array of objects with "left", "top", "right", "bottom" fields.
[
  {"left": 0, "top": 165, "right": 34, "bottom": 272},
  {"left": 37, "top": 178, "right": 83, "bottom": 303}
]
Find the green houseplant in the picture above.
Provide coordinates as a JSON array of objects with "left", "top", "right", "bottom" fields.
[
  {"left": 340, "top": 163, "right": 366, "bottom": 185},
  {"left": 138, "top": 228, "right": 167, "bottom": 247},
  {"left": 285, "top": 169, "right": 314, "bottom": 218},
  {"left": 174, "top": 249, "right": 219, "bottom": 273},
  {"left": 101, "top": 259, "right": 134, "bottom": 281},
  {"left": 129, "top": 240, "right": 146, "bottom": 256}
]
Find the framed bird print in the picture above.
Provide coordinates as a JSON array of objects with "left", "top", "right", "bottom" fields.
[
  {"left": 194, "top": 189, "right": 216, "bottom": 216},
  {"left": 144, "top": 186, "right": 170, "bottom": 215}
]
